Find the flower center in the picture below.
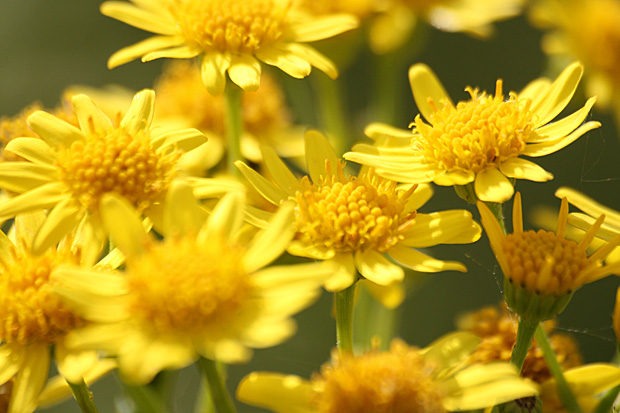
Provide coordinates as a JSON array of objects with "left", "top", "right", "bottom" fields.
[
  {"left": 126, "top": 237, "right": 254, "bottom": 335},
  {"left": 459, "top": 304, "right": 582, "bottom": 383},
  {"left": 155, "top": 61, "right": 291, "bottom": 136},
  {"left": 293, "top": 167, "right": 416, "bottom": 253},
  {"left": 568, "top": 0, "right": 620, "bottom": 86},
  {"left": 312, "top": 341, "right": 445, "bottom": 413},
  {"left": 502, "top": 230, "right": 590, "bottom": 295},
  {"left": 173, "top": 0, "right": 290, "bottom": 54},
  {"left": 413, "top": 81, "right": 533, "bottom": 174},
  {"left": 57, "top": 128, "right": 177, "bottom": 211},
  {"left": 0, "top": 242, "right": 84, "bottom": 345}
]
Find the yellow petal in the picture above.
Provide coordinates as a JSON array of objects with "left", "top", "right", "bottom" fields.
[
  {"left": 499, "top": 157, "right": 553, "bottom": 182},
  {"left": 388, "top": 244, "right": 467, "bottom": 273},
  {"left": 420, "top": 332, "right": 480, "bottom": 369},
  {"left": 305, "top": 130, "right": 340, "bottom": 183},
  {"left": 286, "top": 43, "right": 338, "bottom": 79},
  {"left": 27, "top": 110, "right": 84, "bottom": 148},
  {"left": 556, "top": 187, "right": 620, "bottom": 229},
  {"left": 199, "top": 191, "right": 244, "bottom": 244},
  {"left": 354, "top": 249, "right": 404, "bottom": 286},
  {"left": 287, "top": 241, "right": 336, "bottom": 260},
  {"left": 10, "top": 345, "right": 49, "bottom": 413},
  {"left": 288, "top": 14, "right": 358, "bottom": 42},
  {"left": 364, "top": 122, "right": 413, "bottom": 141},
  {"left": 256, "top": 46, "right": 312, "bottom": 79},
  {"left": 402, "top": 183, "right": 434, "bottom": 211},
  {"left": 4, "top": 137, "right": 56, "bottom": 165},
  {"left": 107, "top": 35, "right": 185, "bottom": 69},
  {"left": 409, "top": 63, "right": 453, "bottom": 122},
  {"left": 142, "top": 45, "right": 200, "bottom": 62},
  {"left": 524, "top": 121, "right": 601, "bottom": 157},
  {"left": 201, "top": 53, "right": 231, "bottom": 96},
  {"left": 71, "top": 94, "right": 113, "bottom": 135},
  {"left": 235, "top": 161, "right": 288, "bottom": 205},
  {"left": 0, "top": 162, "right": 58, "bottom": 193},
  {"left": 533, "top": 97, "right": 597, "bottom": 141},
  {"left": 54, "top": 344, "right": 99, "bottom": 384},
  {"left": 0, "top": 182, "right": 67, "bottom": 221},
  {"left": 228, "top": 55, "right": 262, "bottom": 92},
  {"left": 433, "top": 170, "right": 475, "bottom": 186},
  {"left": 152, "top": 128, "right": 207, "bottom": 153},
  {"left": 325, "top": 253, "right": 357, "bottom": 291},
  {"left": 360, "top": 280, "right": 405, "bottom": 309},
  {"left": 120, "top": 89, "right": 155, "bottom": 135},
  {"left": 530, "top": 61, "right": 583, "bottom": 127},
  {"left": 100, "top": 1, "right": 176, "bottom": 35},
  {"left": 163, "top": 181, "right": 208, "bottom": 238},
  {"left": 401, "top": 210, "right": 481, "bottom": 247},
  {"left": 32, "top": 198, "right": 84, "bottom": 255},
  {"left": 0, "top": 345, "right": 24, "bottom": 386},
  {"left": 100, "top": 193, "right": 148, "bottom": 258},
  {"left": 546, "top": 364, "right": 620, "bottom": 397},
  {"left": 474, "top": 168, "right": 514, "bottom": 203},
  {"left": 236, "top": 373, "right": 314, "bottom": 413},
  {"left": 260, "top": 145, "right": 303, "bottom": 194}
]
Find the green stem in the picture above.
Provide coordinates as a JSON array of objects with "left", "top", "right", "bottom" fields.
[
  {"left": 123, "top": 383, "right": 166, "bottom": 413},
  {"left": 510, "top": 317, "right": 538, "bottom": 372},
  {"left": 353, "top": 284, "right": 398, "bottom": 351},
  {"left": 67, "top": 379, "right": 99, "bottom": 413},
  {"left": 194, "top": 374, "right": 216, "bottom": 413},
  {"left": 313, "top": 72, "right": 350, "bottom": 155},
  {"left": 197, "top": 357, "right": 237, "bottom": 413},
  {"left": 535, "top": 324, "right": 583, "bottom": 413},
  {"left": 225, "top": 81, "right": 244, "bottom": 178},
  {"left": 594, "top": 385, "right": 620, "bottom": 413},
  {"left": 335, "top": 282, "right": 357, "bottom": 355},
  {"left": 372, "top": 52, "right": 400, "bottom": 125},
  {"left": 485, "top": 202, "right": 507, "bottom": 235}
]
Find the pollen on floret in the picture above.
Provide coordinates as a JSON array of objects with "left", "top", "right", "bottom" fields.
[
  {"left": 311, "top": 339, "right": 445, "bottom": 413},
  {"left": 57, "top": 128, "right": 178, "bottom": 211},
  {"left": 174, "top": 0, "right": 291, "bottom": 54},
  {"left": 501, "top": 229, "right": 589, "bottom": 295},
  {"left": 126, "top": 237, "right": 256, "bottom": 335},
  {"left": 0, "top": 241, "right": 84, "bottom": 345},
  {"left": 412, "top": 80, "right": 534, "bottom": 174},
  {"left": 293, "top": 164, "right": 416, "bottom": 253}
]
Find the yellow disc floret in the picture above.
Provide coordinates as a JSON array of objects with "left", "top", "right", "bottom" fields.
[
  {"left": 57, "top": 129, "right": 177, "bottom": 211},
  {"left": 502, "top": 229, "right": 589, "bottom": 295},
  {"left": 126, "top": 237, "right": 254, "bottom": 335},
  {"left": 174, "top": 0, "right": 290, "bottom": 54},
  {"left": 413, "top": 81, "right": 534, "bottom": 175},
  {"left": 294, "top": 165, "right": 416, "bottom": 253},
  {"left": 312, "top": 340, "right": 445, "bottom": 413},
  {"left": 0, "top": 242, "right": 84, "bottom": 345}
]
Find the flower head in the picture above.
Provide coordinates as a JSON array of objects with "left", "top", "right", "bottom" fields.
[
  {"left": 100, "top": 0, "right": 358, "bottom": 94},
  {"left": 237, "top": 130, "right": 481, "bottom": 307},
  {"left": 0, "top": 214, "right": 116, "bottom": 413},
  {"left": 237, "top": 334, "right": 538, "bottom": 412},
  {"left": 344, "top": 62, "right": 600, "bottom": 203},
  {"left": 530, "top": 0, "right": 620, "bottom": 109},
  {"left": 0, "top": 90, "right": 214, "bottom": 262},
  {"left": 478, "top": 192, "right": 620, "bottom": 321},
  {"left": 52, "top": 184, "right": 332, "bottom": 384}
]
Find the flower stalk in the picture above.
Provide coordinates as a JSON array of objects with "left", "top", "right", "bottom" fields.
[
  {"left": 224, "top": 81, "right": 243, "bottom": 178},
  {"left": 510, "top": 317, "right": 538, "bottom": 372},
  {"left": 67, "top": 379, "right": 99, "bottom": 413},
  {"left": 335, "top": 282, "right": 357, "bottom": 355},
  {"left": 197, "top": 357, "right": 237, "bottom": 413}
]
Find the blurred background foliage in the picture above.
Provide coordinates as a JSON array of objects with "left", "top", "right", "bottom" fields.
[{"left": 1, "top": 1, "right": 619, "bottom": 412}]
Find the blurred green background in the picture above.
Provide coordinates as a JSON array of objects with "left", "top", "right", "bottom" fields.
[{"left": 1, "top": 1, "right": 619, "bottom": 412}]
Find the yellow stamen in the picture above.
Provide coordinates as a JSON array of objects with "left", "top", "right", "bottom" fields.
[{"left": 173, "top": 0, "right": 291, "bottom": 54}]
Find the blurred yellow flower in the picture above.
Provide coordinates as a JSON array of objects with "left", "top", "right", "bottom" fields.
[
  {"left": 100, "top": 0, "right": 358, "bottom": 94},
  {"left": 52, "top": 185, "right": 333, "bottom": 384},
  {"left": 530, "top": 0, "right": 620, "bottom": 110},
  {"left": 345, "top": 62, "right": 600, "bottom": 203},
  {"left": 237, "top": 334, "right": 538, "bottom": 412},
  {"left": 478, "top": 193, "right": 620, "bottom": 321},
  {"left": 0, "top": 214, "right": 116, "bottom": 413},
  {"left": 237, "top": 130, "right": 481, "bottom": 307},
  {"left": 0, "top": 90, "right": 221, "bottom": 262}
]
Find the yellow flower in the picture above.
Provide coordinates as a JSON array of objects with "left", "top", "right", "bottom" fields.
[
  {"left": 153, "top": 60, "right": 306, "bottom": 173},
  {"left": 529, "top": 0, "right": 620, "bottom": 110},
  {"left": 236, "top": 130, "right": 481, "bottom": 307},
  {"left": 540, "top": 364, "right": 620, "bottom": 412},
  {"left": 457, "top": 303, "right": 582, "bottom": 384},
  {"left": 52, "top": 184, "right": 333, "bottom": 384},
  {"left": 478, "top": 192, "right": 620, "bottom": 321},
  {"left": 367, "top": 0, "right": 523, "bottom": 54},
  {"left": 555, "top": 187, "right": 620, "bottom": 263},
  {"left": 344, "top": 62, "right": 600, "bottom": 203},
  {"left": 237, "top": 334, "right": 538, "bottom": 412},
  {"left": 100, "top": 0, "right": 358, "bottom": 95},
  {"left": 0, "top": 89, "right": 226, "bottom": 262},
  {"left": 0, "top": 213, "right": 116, "bottom": 413}
]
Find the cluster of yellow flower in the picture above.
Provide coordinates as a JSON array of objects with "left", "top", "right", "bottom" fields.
[{"left": 1, "top": 0, "right": 620, "bottom": 412}]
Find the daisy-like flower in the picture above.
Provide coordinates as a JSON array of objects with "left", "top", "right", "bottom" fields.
[
  {"left": 52, "top": 184, "right": 333, "bottom": 384},
  {"left": 153, "top": 60, "right": 306, "bottom": 173},
  {"left": 0, "top": 213, "right": 116, "bottom": 413},
  {"left": 478, "top": 192, "right": 620, "bottom": 322},
  {"left": 236, "top": 130, "right": 481, "bottom": 307},
  {"left": 0, "top": 89, "right": 228, "bottom": 262},
  {"left": 457, "top": 303, "right": 582, "bottom": 384},
  {"left": 529, "top": 0, "right": 620, "bottom": 110},
  {"left": 237, "top": 333, "right": 538, "bottom": 412},
  {"left": 555, "top": 187, "right": 620, "bottom": 263},
  {"left": 100, "top": 0, "right": 358, "bottom": 95},
  {"left": 344, "top": 62, "right": 600, "bottom": 203}
]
